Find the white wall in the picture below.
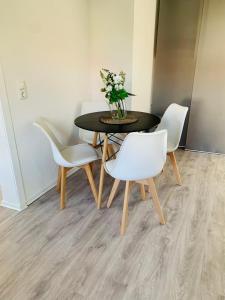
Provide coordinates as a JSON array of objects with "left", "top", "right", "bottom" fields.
[
  {"left": 88, "top": 0, "right": 134, "bottom": 107},
  {"left": 88, "top": 0, "right": 157, "bottom": 112},
  {"left": 132, "top": 0, "right": 157, "bottom": 112},
  {"left": 0, "top": 0, "right": 157, "bottom": 208},
  {"left": 0, "top": 0, "right": 90, "bottom": 205}
]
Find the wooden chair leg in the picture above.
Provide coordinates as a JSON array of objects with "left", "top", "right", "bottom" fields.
[
  {"left": 148, "top": 178, "right": 165, "bottom": 225},
  {"left": 56, "top": 166, "right": 61, "bottom": 193},
  {"left": 168, "top": 151, "right": 182, "bottom": 185},
  {"left": 140, "top": 183, "right": 146, "bottom": 200},
  {"left": 60, "top": 167, "right": 67, "bottom": 209},
  {"left": 111, "top": 144, "right": 117, "bottom": 159},
  {"left": 89, "top": 162, "right": 94, "bottom": 173},
  {"left": 108, "top": 144, "right": 116, "bottom": 159},
  {"left": 147, "top": 169, "right": 163, "bottom": 194},
  {"left": 97, "top": 135, "right": 108, "bottom": 209},
  {"left": 107, "top": 148, "right": 111, "bottom": 160},
  {"left": 107, "top": 179, "right": 120, "bottom": 208},
  {"left": 83, "top": 164, "right": 98, "bottom": 204},
  {"left": 107, "top": 145, "right": 112, "bottom": 159},
  {"left": 120, "top": 181, "right": 130, "bottom": 236}
]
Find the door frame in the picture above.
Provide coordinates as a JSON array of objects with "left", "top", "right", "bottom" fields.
[
  {"left": 0, "top": 64, "right": 27, "bottom": 210},
  {"left": 131, "top": 0, "right": 157, "bottom": 112}
]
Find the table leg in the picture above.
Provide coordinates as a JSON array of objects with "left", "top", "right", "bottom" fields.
[
  {"left": 97, "top": 134, "right": 108, "bottom": 209},
  {"left": 92, "top": 132, "right": 99, "bottom": 148}
]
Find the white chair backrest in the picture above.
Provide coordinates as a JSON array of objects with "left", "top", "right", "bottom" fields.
[
  {"left": 109, "top": 130, "right": 167, "bottom": 181},
  {"left": 156, "top": 103, "right": 188, "bottom": 151},
  {"left": 79, "top": 101, "right": 109, "bottom": 143},
  {"left": 33, "top": 118, "right": 67, "bottom": 166}
]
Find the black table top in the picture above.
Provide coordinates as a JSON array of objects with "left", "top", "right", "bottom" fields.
[{"left": 74, "top": 111, "right": 160, "bottom": 133}]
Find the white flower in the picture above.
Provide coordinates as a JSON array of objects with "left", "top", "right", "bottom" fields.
[
  {"left": 115, "top": 84, "right": 119, "bottom": 91},
  {"left": 119, "top": 84, "right": 123, "bottom": 90},
  {"left": 113, "top": 75, "right": 122, "bottom": 84},
  {"left": 106, "top": 85, "right": 112, "bottom": 92}
]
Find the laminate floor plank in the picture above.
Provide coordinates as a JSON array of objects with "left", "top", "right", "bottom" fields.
[
  {"left": 0, "top": 150, "right": 224, "bottom": 300},
  {"left": 0, "top": 206, "right": 17, "bottom": 225}
]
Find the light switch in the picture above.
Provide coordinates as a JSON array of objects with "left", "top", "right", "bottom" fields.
[{"left": 17, "top": 81, "right": 27, "bottom": 100}]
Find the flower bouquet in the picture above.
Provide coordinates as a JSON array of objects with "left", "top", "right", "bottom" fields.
[{"left": 100, "top": 69, "right": 134, "bottom": 120}]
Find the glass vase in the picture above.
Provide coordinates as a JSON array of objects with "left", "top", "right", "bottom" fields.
[{"left": 108, "top": 100, "right": 127, "bottom": 120}]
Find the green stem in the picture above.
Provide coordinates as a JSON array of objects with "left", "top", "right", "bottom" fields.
[{"left": 115, "top": 100, "right": 125, "bottom": 119}]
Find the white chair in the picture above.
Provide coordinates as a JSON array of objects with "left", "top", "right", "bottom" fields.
[
  {"left": 33, "top": 118, "right": 99, "bottom": 209},
  {"left": 156, "top": 103, "right": 188, "bottom": 185},
  {"left": 105, "top": 130, "right": 167, "bottom": 235}
]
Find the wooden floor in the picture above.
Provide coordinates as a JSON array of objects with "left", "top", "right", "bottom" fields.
[{"left": 0, "top": 150, "right": 225, "bottom": 300}]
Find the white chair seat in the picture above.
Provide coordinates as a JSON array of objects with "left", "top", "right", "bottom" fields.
[
  {"left": 104, "top": 159, "right": 116, "bottom": 176},
  {"left": 156, "top": 103, "right": 188, "bottom": 151},
  {"left": 105, "top": 158, "right": 162, "bottom": 181},
  {"left": 33, "top": 118, "right": 99, "bottom": 208},
  {"left": 155, "top": 103, "right": 188, "bottom": 185},
  {"left": 105, "top": 159, "right": 133, "bottom": 180},
  {"left": 104, "top": 131, "right": 167, "bottom": 235},
  {"left": 167, "top": 142, "right": 176, "bottom": 153},
  {"left": 61, "top": 144, "right": 99, "bottom": 168},
  {"left": 105, "top": 132, "right": 167, "bottom": 181}
]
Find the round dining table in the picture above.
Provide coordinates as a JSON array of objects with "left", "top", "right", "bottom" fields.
[{"left": 74, "top": 110, "right": 160, "bottom": 208}]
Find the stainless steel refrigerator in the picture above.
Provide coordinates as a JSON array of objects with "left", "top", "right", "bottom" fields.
[{"left": 152, "top": 0, "right": 225, "bottom": 153}]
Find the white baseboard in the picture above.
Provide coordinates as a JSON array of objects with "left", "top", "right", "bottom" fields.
[
  {"left": 185, "top": 148, "right": 225, "bottom": 156},
  {"left": 1, "top": 200, "right": 24, "bottom": 211}
]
